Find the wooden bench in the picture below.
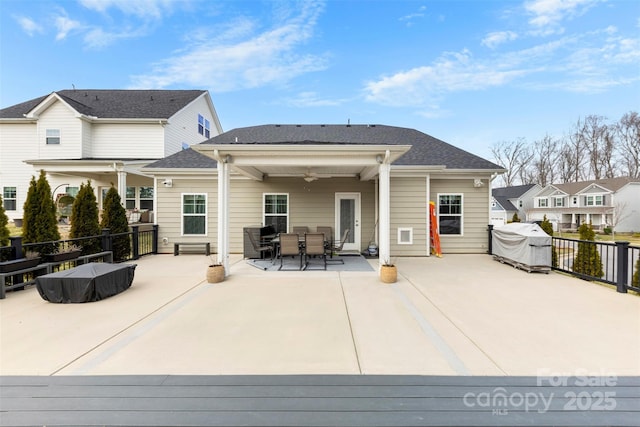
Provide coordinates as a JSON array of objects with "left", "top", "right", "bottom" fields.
[{"left": 174, "top": 242, "right": 210, "bottom": 256}]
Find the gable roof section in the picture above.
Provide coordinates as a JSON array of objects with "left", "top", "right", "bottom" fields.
[
  {"left": 0, "top": 89, "right": 207, "bottom": 119},
  {"left": 199, "top": 124, "right": 503, "bottom": 169},
  {"left": 554, "top": 177, "right": 638, "bottom": 195},
  {"left": 145, "top": 148, "right": 217, "bottom": 169},
  {"left": 492, "top": 184, "right": 538, "bottom": 199},
  {"left": 493, "top": 195, "right": 516, "bottom": 211}
]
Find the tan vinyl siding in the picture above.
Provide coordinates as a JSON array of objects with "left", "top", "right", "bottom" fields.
[
  {"left": 390, "top": 177, "right": 428, "bottom": 256},
  {"left": 155, "top": 177, "right": 217, "bottom": 254},
  {"left": 429, "top": 177, "right": 491, "bottom": 253},
  {"left": 228, "top": 177, "right": 376, "bottom": 253}
]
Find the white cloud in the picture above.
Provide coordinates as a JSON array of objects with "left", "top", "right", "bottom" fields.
[
  {"left": 130, "top": 1, "right": 328, "bottom": 91},
  {"left": 364, "top": 49, "right": 529, "bottom": 107},
  {"left": 524, "top": 0, "right": 602, "bottom": 33},
  {"left": 78, "top": 0, "right": 178, "bottom": 19},
  {"left": 54, "top": 13, "right": 82, "bottom": 40},
  {"left": 14, "top": 16, "right": 44, "bottom": 36},
  {"left": 282, "top": 92, "right": 345, "bottom": 107},
  {"left": 399, "top": 6, "right": 427, "bottom": 27},
  {"left": 482, "top": 31, "right": 518, "bottom": 48}
]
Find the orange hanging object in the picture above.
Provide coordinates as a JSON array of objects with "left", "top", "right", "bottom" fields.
[{"left": 429, "top": 201, "right": 442, "bottom": 257}]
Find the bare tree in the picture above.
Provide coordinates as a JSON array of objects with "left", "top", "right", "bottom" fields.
[
  {"left": 616, "top": 111, "right": 640, "bottom": 178},
  {"left": 558, "top": 133, "right": 584, "bottom": 183},
  {"left": 573, "top": 115, "right": 613, "bottom": 180},
  {"left": 529, "top": 134, "right": 559, "bottom": 186},
  {"left": 490, "top": 138, "right": 532, "bottom": 186}
]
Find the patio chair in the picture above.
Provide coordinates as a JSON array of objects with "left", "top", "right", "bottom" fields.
[
  {"left": 327, "top": 229, "right": 350, "bottom": 264},
  {"left": 245, "top": 229, "right": 273, "bottom": 260},
  {"left": 279, "top": 233, "right": 303, "bottom": 270},
  {"left": 292, "top": 226, "right": 308, "bottom": 235},
  {"left": 316, "top": 226, "right": 333, "bottom": 244},
  {"left": 304, "top": 233, "right": 326, "bottom": 270}
]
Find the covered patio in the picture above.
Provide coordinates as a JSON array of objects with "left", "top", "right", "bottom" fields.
[{"left": 193, "top": 143, "right": 412, "bottom": 275}]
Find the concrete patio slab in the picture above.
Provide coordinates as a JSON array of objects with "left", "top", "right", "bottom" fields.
[{"left": 1, "top": 254, "right": 638, "bottom": 377}]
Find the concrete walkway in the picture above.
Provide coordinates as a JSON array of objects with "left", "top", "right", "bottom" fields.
[{"left": 1, "top": 254, "right": 638, "bottom": 376}]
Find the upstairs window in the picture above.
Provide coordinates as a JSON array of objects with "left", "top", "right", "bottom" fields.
[
  {"left": 46, "top": 129, "right": 60, "bottom": 144},
  {"left": 3, "top": 187, "right": 16, "bottom": 211},
  {"left": 553, "top": 197, "right": 565, "bottom": 207},
  {"left": 585, "top": 195, "right": 604, "bottom": 206},
  {"left": 537, "top": 198, "right": 548, "bottom": 207},
  {"left": 198, "top": 114, "right": 211, "bottom": 138}
]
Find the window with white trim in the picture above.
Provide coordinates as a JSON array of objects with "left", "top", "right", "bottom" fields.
[
  {"left": 46, "top": 129, "right": 60, "bottom": 144},
  {"left": 182, "top": 194, "right": 207, "bottom": 235},
  {"left": 3, "top": 187, "right": 16, "bottom": 211},
  {"left": 585, "top": 195, "right": 604, "bottom": 206},
  {"left": 198, "top": 114, "right": 211, "bottom": 138},
  {"left": 139, "top": 186, "right": 154, "bottom": 210},
  {"left": 437, "top": 194, "right": 463, "bottom": 235},
  {"left": 538, "top": 198, "right": 548, "bottom": 207},
  {"left": 264, "top": 193, "right": 288, "bottom": 233},
  {"left": 553, "top": 197, "right": 565, "bottom": 207},
  {"left": 125, "top": 186, "right": 136, "bottom": 210},
  {"left": 398, "top": 227, "right": 413, "bottom": 244}
]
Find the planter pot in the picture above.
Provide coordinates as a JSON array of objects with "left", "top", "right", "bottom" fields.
[
  {"left": 207, "top": 265, "right": 225, "bottom": 283},
  {"left": 380, "top": 265, "right": 397, "bottom": 284},
  {"left": 45, "top": 250, "right": 81, "bottom": 263},
  {"left": 0, "top": 257, "right": 41, "bottom": 273}
]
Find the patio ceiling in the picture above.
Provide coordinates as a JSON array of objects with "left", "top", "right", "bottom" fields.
[{"left": 193, "top": 144, "right": 412, "bottom": 181}]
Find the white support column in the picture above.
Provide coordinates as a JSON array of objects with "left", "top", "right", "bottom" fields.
[
  {"left": 378, "top": 151, "right": 391, "bottom": 269},
  {"left": 116, "top": 169, "right": 127, "bottom": 207},
  {"left": 217, "top": 160, "right": 230, "bottom": 275}
]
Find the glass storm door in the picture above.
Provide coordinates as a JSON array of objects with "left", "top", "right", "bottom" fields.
[{"left": 335, "top": 192, "right": 361, "bottom": 251}]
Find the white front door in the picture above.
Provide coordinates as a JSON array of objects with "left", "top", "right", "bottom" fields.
[{"left": 335, "top": 192, "right": 361, "bottom": 251}]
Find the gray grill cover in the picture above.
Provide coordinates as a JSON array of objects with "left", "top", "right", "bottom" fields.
[
  {"left": 492, "top": 223, "right": 551, "bottom": 267},
  {"left": 36, "top": 263, "right": 136, "bottom": 303}
]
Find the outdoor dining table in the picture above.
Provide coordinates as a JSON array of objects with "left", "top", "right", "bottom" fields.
[{"left": 269, "top": 234, "right": 330, "bottom": 259}]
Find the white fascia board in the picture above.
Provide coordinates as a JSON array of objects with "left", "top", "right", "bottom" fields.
[
  {"left": 0, "top": 118, "right": 37, "bottom": 123},
  {"left": 575, "top": 183, "right": 612, "bottom": 195},
  {"left": 195, "top": 144, "right": 411, "bottom": 164},
  {"left": 140, "top": 167, "right": 215, "bottom": 176}
]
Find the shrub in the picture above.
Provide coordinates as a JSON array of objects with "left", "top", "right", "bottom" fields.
[
  {"left": 573, "top": 222, "right": 604, "bottom": 278},
  {"left": 0, "top": 195, "right": 9, "bottom": 247},
  {"left": 603, "top": 226, "right": 612, "bottom": 235},
  {"left": 632, "top": 257, "right": 640, "bottom": 288},
  {"left": 100, "top": 186, "right": 131, "bottom": 261},
  {"left": 512, "top": 213, "right": 521, "bottom": 223},
  {"left": 539, "top": 215, "right": 558, "bottom": 268},
  {"left": 22, "top": 171, "right": 60, "bottom": 253},
  {"left": 69, "top": 180, "right": 101, "bottom": 254}
]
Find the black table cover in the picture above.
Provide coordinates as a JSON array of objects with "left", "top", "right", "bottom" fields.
[{"left": 36, "top": 263, "right": 136, "bottom": 303}]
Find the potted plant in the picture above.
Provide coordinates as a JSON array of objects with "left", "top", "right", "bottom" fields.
[
  {"left": 0, "top": 250, "right": 41, "bottom": 273},
  {"left": 44, "top": 244, "right": 82, "bottom": 263},
  {"left": 207, "top": 258, "right": 225, "bottom": 283},
  {"left": 380, "top": 259, "right": 397, "bottom": 284}
]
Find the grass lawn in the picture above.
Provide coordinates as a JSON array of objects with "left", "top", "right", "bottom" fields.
[{"left": 556, "top": 231, "right": 640, "bottom": 245}]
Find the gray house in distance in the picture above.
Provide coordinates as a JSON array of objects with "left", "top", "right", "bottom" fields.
[
  {"left": 491, "top": 184, "right": 542, "bottom": 225},
  {"left": 143, "top": 124, "right": 504, "bottom": 272}
]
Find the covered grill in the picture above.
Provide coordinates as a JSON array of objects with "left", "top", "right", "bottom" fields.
[{"left": 492, "top": 223, "right": 552, "bottom": 273}]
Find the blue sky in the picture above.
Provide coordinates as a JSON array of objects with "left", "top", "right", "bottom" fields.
[{"left": 1, "top": 0, "right": 638, "bottom": 159}]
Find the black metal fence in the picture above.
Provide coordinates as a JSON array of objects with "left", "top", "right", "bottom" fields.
[
  {"left": 2, "top": 225, "right": 158, "bottom": 268},
  {"left": 488, "top": 225, "right": 639, "bottom": 294}
]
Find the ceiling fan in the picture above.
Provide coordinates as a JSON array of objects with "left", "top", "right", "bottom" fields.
[{"left": 303, "top": 169, "right": 319, "bottom": 182}]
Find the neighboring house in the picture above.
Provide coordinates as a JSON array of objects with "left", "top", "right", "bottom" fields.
[
  {"left": 143, "top": 124, "right": 505, "bottom": 268},
  {"left": 528, "top": 177, "right": 640, "bottom": 232},
  {"left": 0, "top": 89, "right": 222, "bottom": 222},
  {"left": 491, "top": 184, "right": 542, "bottom": 225}
]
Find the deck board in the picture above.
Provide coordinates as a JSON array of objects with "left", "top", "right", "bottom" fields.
[{"left": 1, "top": 375, "right": 638, "bottom": 426}]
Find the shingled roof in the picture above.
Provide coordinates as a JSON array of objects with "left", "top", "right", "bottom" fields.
[
  {"left": 0, "top": 89, "right": 207, "bottom": 119},
  {"left": 146, "top": 148, "right": 217, "bottom": 169},
  {"left": 194, "top": 124, "right": 503, "bottom": 169}
]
